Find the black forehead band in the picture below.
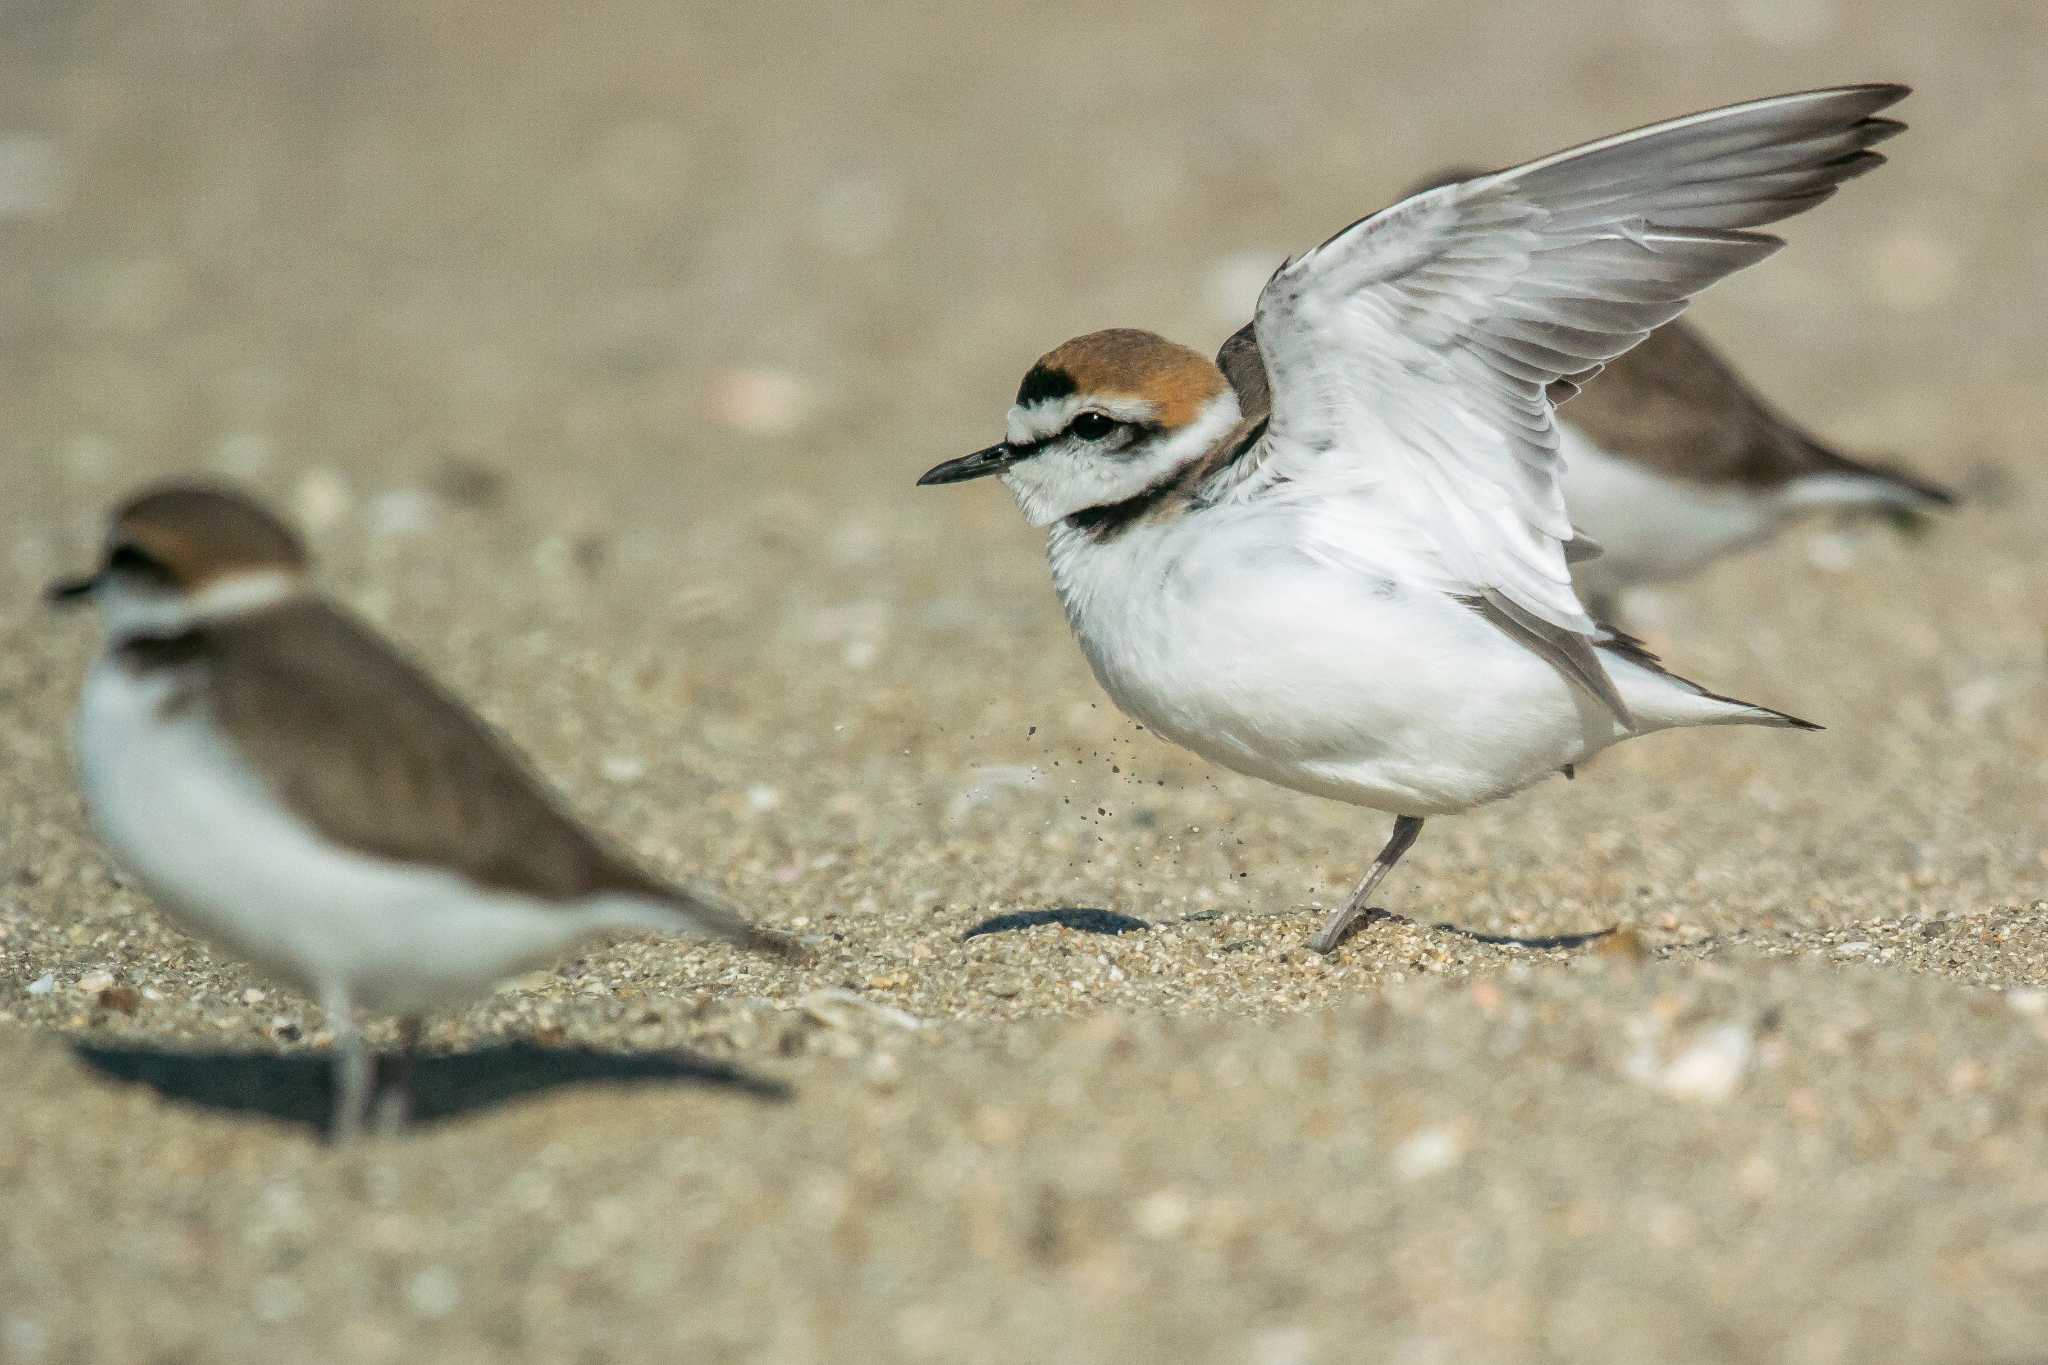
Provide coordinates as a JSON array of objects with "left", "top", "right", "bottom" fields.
[
  {"left": 1014, "top": 364, "right": 1077, "bottom": 408},
  {"left": 107, "top": 541, "right": 176, "bottom": 582}
]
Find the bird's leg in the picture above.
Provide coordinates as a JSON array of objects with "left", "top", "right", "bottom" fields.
[
  {"left": 1307, "top": 816, "right": 1425, "bottom": 954},
  {"left": 373, "top": 1016, "right": 424, "bottom": 1137},
  {"left": 323, "top": 985, "right": 370, "bottom": 1143}
]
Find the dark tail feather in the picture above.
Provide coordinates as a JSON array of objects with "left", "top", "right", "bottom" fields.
[
  {"left": 1594, "top": 624, "right": 1822, "bottom": 732},
  {"left": 1733, "top": 699, "right": 1824, "bottom": 731},
  {"left": 1801, "top": 435, "right": 1957, "bottom": 517},
  {"left": 1868, "top": 462, "right": 1957, "bottom": 508},
  {"left": 669, "top": 883, "right": 809, "bottom": 962}
]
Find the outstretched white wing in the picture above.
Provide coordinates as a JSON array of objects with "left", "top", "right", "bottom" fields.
[{"left": 1231, "top": 86, "right": 1906, "bottom": 653}]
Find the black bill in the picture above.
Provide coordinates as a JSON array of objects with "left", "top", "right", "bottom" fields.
[
  {"left": 916, "top": 442, "right": 1020, "bottom": 487},
  {"left": 45, "top": 573, "right": 100, "bottom": 606}
]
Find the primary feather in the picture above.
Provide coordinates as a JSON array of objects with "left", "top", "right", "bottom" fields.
[{"left": 1216, "top": 85, "right": 1908, "bottom": 710}]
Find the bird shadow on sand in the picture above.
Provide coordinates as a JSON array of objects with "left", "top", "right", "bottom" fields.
[
  {"left": 1355, "top": 908, "right": 1620, "bottom": 951},
  {"left": 961, "top": 906, "right": 1154, "bottom": 940},
  {"left": 71, "top": 1039, "right": 789, "bottom": 1137},
  {"left": 1168, "top": 906, "right": 1619, "bottom": 953}
]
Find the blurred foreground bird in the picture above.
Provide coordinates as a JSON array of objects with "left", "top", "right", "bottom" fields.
[{"left": 50, "top": 483, "right": 796, "bottom": 1138}]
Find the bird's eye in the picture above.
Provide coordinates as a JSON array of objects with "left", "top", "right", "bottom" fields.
[
  {"left": 1068, "top": 412, "right": 1118, "bottom": 442},
  {"left": 106, "top": 543, "right": 171, "bottom": 582}
]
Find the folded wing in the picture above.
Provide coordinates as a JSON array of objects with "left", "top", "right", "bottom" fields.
[{"left": 188, "top": 600, "right": 791, "bottom": 954}]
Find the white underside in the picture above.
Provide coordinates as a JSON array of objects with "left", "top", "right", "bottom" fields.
[
  {"left": 1559, "top": 424, "right": 1929, "bottom": 601},
  {"left": 1048, "top": 500, "right": 1775, "bottom": 818},
  {"left": 1558, "top": 426, "right": 1781, "bottom": 599},
  {"left": 76, "top": 658, "right": 681, "bottom": 1017}
]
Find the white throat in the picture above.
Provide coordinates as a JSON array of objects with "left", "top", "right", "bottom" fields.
[
  {"left": 1000, "top": 390, "right": 1244, "bottom": 527},
  {"left": 100, "top": 569, "right": 304, "bottom": 640}
]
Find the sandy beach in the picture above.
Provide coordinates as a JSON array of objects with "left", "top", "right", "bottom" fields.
[{"left": 1, "top": 1, "right": 2043, "bottom": 1360}]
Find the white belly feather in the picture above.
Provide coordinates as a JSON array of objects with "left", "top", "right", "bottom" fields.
[
  {"left": 75, "top": 659, "right": 644, "bottom": 1015},
  {"left": 1047, "top": 511, "right": 1637, "bottom": 816}
]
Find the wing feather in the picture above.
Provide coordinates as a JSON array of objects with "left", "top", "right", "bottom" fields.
[
  {"left": 166, "top": 601, "right": 790, "bottom": 954},
  {"left": 1221, "top": 85, "right": 1907, "bottom": 716}
]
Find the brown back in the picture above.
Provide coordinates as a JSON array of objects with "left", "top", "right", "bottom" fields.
[
  {"left": 128, "top": 600, "right": 669, "bottom": 903},
  {"left": 1554, "top": 320, "right": 1861, "bottom": 488}
]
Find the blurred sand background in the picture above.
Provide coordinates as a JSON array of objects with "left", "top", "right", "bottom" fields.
[{"left": 1, "top": 1, "right": 2045, "bottom": 1361}]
